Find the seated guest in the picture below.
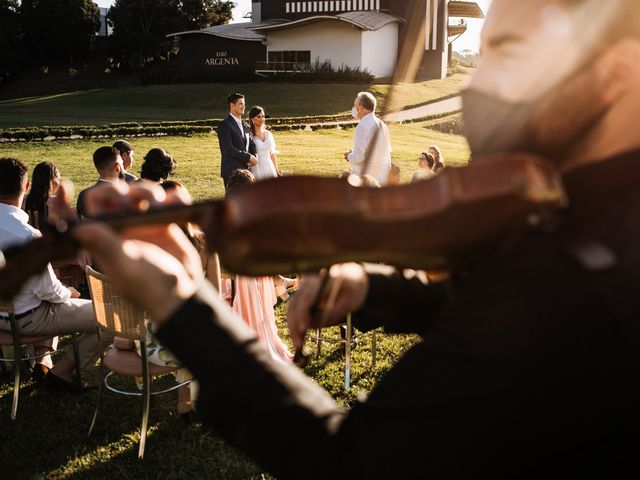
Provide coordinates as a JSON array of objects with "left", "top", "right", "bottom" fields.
[
  {"left": 112, "top": 140, "right": 137, "bottom": 183},
  {"left": 25, "top": 161, "right": 88, "bottom": 292},
  {"left": 428, "top": 145, "right": 445, "bottom": 173},
  {"left": 0, "top": 158, "right": 110, "bottom": 390},
  {"left": 23, "top": 161, "right": 61, "bottom": 230},
  {"left": 411, "top": 152, "right": 436, "bottom": 183},
  {"left": 140, "top": 148, "right": 176, "bottom": 183},
  {"left": 227, "top": 169, "right": 293, "bottom": 363},
  {"left": 76, "top": 146, "right": 126, "bottom": 219}
]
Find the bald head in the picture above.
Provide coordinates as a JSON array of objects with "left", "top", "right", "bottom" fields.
[
  {"left": 464, "top": 0, "right": 640, "bottom": 168},
  {"left": 471, "top": 0, "right": 640, "bottom": 101}
]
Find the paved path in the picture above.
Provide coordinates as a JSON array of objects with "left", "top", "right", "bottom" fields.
[
  {"left": 300, "top": 95, "right": 462, "bottom": 130},
  {"left": 383, "top": 96, "right": 462, "bottom": 123}
]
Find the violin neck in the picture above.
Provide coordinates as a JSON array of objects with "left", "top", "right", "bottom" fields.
[{"left": 92, "top": 199, "right": 222, "bottom": 232}]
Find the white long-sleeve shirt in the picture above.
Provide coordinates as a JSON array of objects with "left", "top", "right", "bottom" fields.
[
  {"left": 347, "top": 112, "right": 392, "bottom": 185},
  {"left": 0, "top": 203, "right": 70, "bottom": 314}
]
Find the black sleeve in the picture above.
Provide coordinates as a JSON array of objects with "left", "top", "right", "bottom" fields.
[
  {"left": 217, "top": 121, "right": 251, "bottom": 164},
  {"left": 76, "top": 190, "right": 87, "bottom": 219},
  {"left": 156, "top": 282, "right": 350, "bottom": 479},
  {"left": 351, "top": 265, "right": 450, "bottom": 335}
]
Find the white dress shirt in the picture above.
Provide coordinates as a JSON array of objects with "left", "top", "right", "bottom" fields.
[
  {"left": 0, "top": 203, "right": 70, "bottom": 314},
  {"left": 348, "top": 112, "right": 392, "bottom": 185},
  {"left": 231, "top": 113, "right": 249, "bottom": 150}
]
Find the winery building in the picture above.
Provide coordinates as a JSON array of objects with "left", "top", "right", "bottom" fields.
[{"left": 168, "top": 0, "right": 483, "bottom": 81}]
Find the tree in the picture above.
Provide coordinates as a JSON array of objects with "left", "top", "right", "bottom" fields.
[
  {"left": 0, "top": 0, "right": 21, "bottom": 75},
  {"left": 109, "top": 0, "right": 183, "bottom": 70},
  {"left": 109, "top": 0, "right": 234, "bottom": 70},
  {"left": 20, "top": 0, "right": 100, "bottom": 66},
  {"left": 181, "top": 0, "right": 234, "bottom": 29}
]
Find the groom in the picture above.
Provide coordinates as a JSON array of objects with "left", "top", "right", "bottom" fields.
[{"left": 217, "top": 93, "right": 258, "bottom": 188}]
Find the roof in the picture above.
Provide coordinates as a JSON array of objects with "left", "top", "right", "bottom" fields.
[
  {"left": 448, "top": 1, "right": 485, "bottom": 19},
  {"left": 448, "top": 24, "right": 468, "bottom": 37},
  {"left": 167, "top": 20, "right": 285, "bottom": 41},
  {"left": 251, "top": 11, "right": 403, "bottom": 33}
]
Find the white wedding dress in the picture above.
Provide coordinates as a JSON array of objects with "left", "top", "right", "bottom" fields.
[{"left": 250, "top": 130, "right": 278, "bottom": 180}]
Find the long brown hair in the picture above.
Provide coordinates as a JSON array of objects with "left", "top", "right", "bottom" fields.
[{"left": 248, "top": 106, "right": 265, "bottom": 137}]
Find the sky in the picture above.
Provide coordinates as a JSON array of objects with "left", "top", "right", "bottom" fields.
[{"left": 95, "top": 0, "right": 491, "bottom": 53}]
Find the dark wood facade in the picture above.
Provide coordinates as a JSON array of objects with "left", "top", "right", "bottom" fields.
[{"left": 175, "top": 35, "right": 266, "bottom": 81}]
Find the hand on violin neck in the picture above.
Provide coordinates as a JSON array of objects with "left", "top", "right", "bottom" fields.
[
  {"left": 71, "top": 182, "right": 201, "bottom": 324},
  {"left": 287, "top": 263, "right": 368, "bottom": 351}
]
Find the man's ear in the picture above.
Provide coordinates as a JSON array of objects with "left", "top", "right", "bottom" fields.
[{"left": 25, "top": 180, "right": 30, "bottom": 193}]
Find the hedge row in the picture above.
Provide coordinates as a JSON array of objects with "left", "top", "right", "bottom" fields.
[
  {"left": 1, "top": 113, "right": 357, "bottom": 142},
  {"left": 0, "top": 125, "right": 213, "bottom": 141},
  {"left": 0, "top": 120, "right": 360, "bottom": 142},
  {"left": 106, "top": 113, "right": 352, "bottom": 128},
  {"left": 425, "top": 117, "right": 464, "bottom": 135}
]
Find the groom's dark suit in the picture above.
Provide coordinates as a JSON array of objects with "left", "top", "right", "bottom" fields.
[{"left": 217, "top": 115, "right": 257, "bottom": 186}]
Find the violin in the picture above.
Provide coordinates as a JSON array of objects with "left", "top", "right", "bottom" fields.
[{"left": 0, "top": 153, "right": 567, "bottom": 301}]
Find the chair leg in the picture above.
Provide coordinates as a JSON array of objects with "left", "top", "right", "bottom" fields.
[
  {"left": 344, "top": 314, "right": 352, "bottom": 391},
  {"left": 316, "top": 328, "right": 322, "bottom": 356},
  {"left": 371, "top": 330, "right": 377, "bottom": 369},
  {"left": 88, "top": 329, "right": 105, "bottom": 437},
  {"left": 11, "top": 352, "right": 21, "bottom": 420},
  {"left": 72, "top": 332, "right": 82, "bottom": 390},
  {"left": 11, "top": 315, "right": 21, "bottom": 420},
  {"left": 138, "top": 337, "right": 151, "bottom": 459}
]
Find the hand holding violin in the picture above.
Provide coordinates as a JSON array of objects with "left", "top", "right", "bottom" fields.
[{"left": 287, "top": 263, "right": 369, "bottom": 351}]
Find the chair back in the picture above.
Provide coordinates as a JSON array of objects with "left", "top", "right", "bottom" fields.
[{"left": 85, "top": 266, "right": 147, "bottom": 340}]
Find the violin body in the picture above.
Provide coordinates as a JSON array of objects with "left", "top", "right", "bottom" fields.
[
  {"left": 209, "top": 154, "right": 567, "bottom": 275},
  {"left": 0, "top": 154, "right": 566, "bottom": 300}
]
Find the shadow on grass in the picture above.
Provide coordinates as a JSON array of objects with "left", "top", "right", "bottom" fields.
[{"left": 0, "top": 371, "right": 265, "bottom": 480}]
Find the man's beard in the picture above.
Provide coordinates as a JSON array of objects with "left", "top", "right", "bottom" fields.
[
  {"left": 118, "top": 170, "right": 125, "bottom": 181},
  {"left": 462, "top": 56, "right": 611, "bottom": 165}
]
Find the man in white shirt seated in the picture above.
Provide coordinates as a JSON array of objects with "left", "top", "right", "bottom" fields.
[
  {"left": 0, "top": 157, "right": 108, "bottom": 391},
  {"left": 344, "top": 92, "right": 392, "bottom": 185}
]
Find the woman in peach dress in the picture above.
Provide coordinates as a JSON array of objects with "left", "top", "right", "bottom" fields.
[
  {"left": 226, "top": 169, "right": 293, "bottom": 363},
  {"left": 232, "top": 274, "right": 293, "bottom": 363}
]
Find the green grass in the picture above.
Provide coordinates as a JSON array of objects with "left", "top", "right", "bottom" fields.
[
  {"left": 0, "top": 123, "right": 469, "bottom": 479},
  {"left": 0, "top": 119, "right": 470, "bottom": 202},
  {"left": 0, "top": 72, "right": 470, "bottom": 128}
]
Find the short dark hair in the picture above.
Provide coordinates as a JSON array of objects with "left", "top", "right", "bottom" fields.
[
  {"left": 226, "top": 169, "right": 255, "bottom": 195},
  {"left": 0, "top": 157, "right": 28, "bottom": 198},
  {"left": 93, "top": 146, "right": 119, "bottom": 172},
  {"left": 425, "top": 152, "right": 435, "bottom": 169},
  {"left": 228, "top": 93, "right": 245, "bottom": 106},
  {"left": 140, "top": 148, "right": 176, "bottom": 182},
  {"left": 112, "top": 139, "right": 133, "bottom": 154}
]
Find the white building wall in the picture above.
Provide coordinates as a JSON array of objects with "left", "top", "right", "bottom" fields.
[
  {"left": 266, "top": 20, "right": 362, "bottom": 71},
  {"left": 361, "top": 23, "right": 398, "bottom": 77}
]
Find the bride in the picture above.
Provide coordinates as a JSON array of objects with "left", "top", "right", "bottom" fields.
[{"left": 248, "top": 106, "right": 280, "bottom": 180}]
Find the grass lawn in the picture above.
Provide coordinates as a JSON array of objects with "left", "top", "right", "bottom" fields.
[
  {"left": 0, "top": 123, "right": 469, "bottom": 479},
  {"left": 0, "top": 118, "right": 470, "bottom": 202},
  {"left": 0, "top": 71, "right": 470, "bottom": 128}
]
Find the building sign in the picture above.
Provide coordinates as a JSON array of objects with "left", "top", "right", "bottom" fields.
[{"left": 205, "top": 51, "right": 240, "bottom": 66}]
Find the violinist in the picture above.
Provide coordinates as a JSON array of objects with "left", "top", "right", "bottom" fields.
[{"left": 70, "top": 0, "right": 640, "bottom": 477}]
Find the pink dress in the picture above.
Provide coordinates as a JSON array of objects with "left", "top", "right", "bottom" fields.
[{"left": 233, "top": 276, "right": 293, "bottom": 363}]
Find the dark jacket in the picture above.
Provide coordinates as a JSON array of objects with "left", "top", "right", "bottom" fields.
[{"left": 217, "top": 115, "right": 257, "bottom": 185}]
